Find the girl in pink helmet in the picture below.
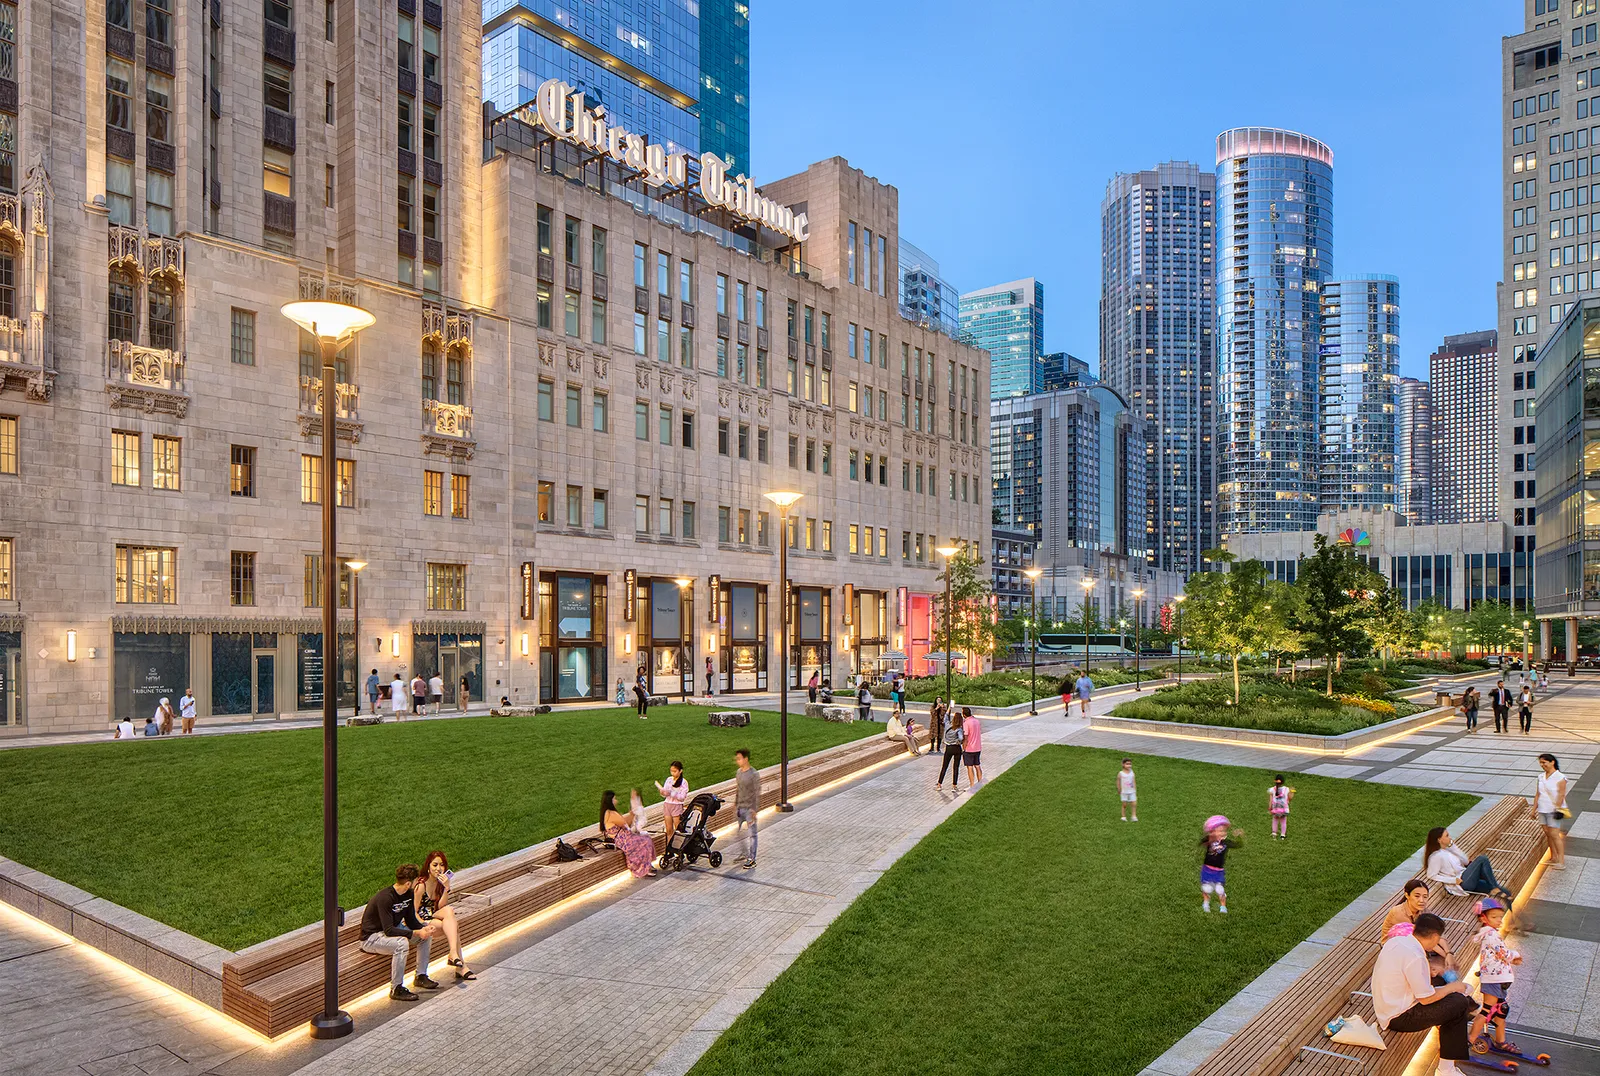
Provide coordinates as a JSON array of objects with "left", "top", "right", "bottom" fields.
[{"left": 1200, "top": 815, "right": 1243, "bottom": 914}]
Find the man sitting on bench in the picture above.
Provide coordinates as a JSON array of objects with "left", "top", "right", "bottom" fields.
[
  {"left": 360, "top": 863, "right": 443, "bottom": 1001},
  {"left": 1372, "top": 913, "right": 1479, "bottom": 1075}
]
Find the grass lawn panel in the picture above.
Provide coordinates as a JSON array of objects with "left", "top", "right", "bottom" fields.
[
  {"left": 689, "top": 746, "right": 1475, "bottom": 1076},
  {"left": 0, "top": 705, "right": 876, "bottom": 950}
]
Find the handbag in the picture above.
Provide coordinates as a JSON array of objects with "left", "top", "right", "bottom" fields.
[{"left": 554, "top": 839, "right": 583, "bottom": 861}]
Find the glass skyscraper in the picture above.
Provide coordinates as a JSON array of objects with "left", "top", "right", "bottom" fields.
[
  {"left": 898, "top": 238, "right": 960, "bottom": 337},
  {"left": 1395, "top": 376, "right": 1433, "bottom": 526},
  {"left": 1215, "top": 127, "right": 1334, "bottom": 536},
  {"left": 960, "top": 278, "right": 1046, "bottom": 398},
  {"left": 1100, "top": 161, "right": 1215, "bottom": 574},
  {"left": 482, "top": 0, "right": 750, "bottom": 171},
  {"left": 1319, "top": 276, "right": 1399, "bottom": 515}
]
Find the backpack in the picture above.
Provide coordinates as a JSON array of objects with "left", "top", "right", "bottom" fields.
[{"left": 555, "top": 839, "right": 582, "bottom": 862}]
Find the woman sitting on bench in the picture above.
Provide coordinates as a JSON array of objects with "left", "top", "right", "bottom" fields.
[
  {"left": 414, "top": 850, "right": 476, "bottom": 981},
  {"left": 1381, "top": 880, "right": 1456, "bottom": 981},
  {"left": 1424, "top": 826, "right": 1513, "bottom": 901}
]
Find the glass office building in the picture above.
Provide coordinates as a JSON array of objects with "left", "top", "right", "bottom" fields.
[
  {"left": 899, "top": 238, "right": 960, "bottom": 336},
  {"left": 482, "top": 0, "right": 750, "bottom": 171},
  {"left": 1215, "top": 127, "right": 1334, "bottom": 535},
  {"left": 1100, "top": 161, "right": 1216, "bottom": 574},
  {"left": 1533, "top": 299, "right": 1600, "bottom": 630},
  {"left": 1319, "top": 276, "right": 1400, "bottom": 514},
  {"left": 1395, "top": 376, "right": 1433, "bottom": 526},
  {"left": 960, "top": 278, "right": 1046, "bottom": 398}
]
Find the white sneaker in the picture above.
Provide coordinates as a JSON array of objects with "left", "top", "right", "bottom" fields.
[
  {"left": 1218, "top": 905, "right": 1228, "bottom": 914},
  {"left": 1444, "top": 884, "right": 1468, "bottom": 897},
  {"left": 1120, "top": 816, "right": 1128, "bottom": 822},
  {"left": 1131, "top": 816, "right": 1138, "bottom": 822},
  {"left": 1201, "top": 903, "right": 1211, "bottom": 913}
]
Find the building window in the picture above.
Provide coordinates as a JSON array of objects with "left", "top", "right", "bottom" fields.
[
  {"left": 719, "top": 506, "right": 731, "bottom": 542},
  {"left": 658, "top": 497, "right": 675, "bottom": 536},
  {"left": 230, "top": 550, "right": 256, "bottom": 606},
  {"left": 146, "top": 71, "right": 173, "bottom": 142},
  {"left": 424, "top": 469, "right": 443, "bottom": 515},
  {"left": 451, "top": 473, "right": 469, "bottom": 519},
  {"left": 151, "top": 436, "right": 180, "bottom": 490},
  {"left": 422, "top": 183, "right": 439, "bottom": 240},
  {"left": 537, "top": 378, "right": 554, "bottom": 421},
  {"left": 300, "top": 453, "right": 321, "bottom": 503},
  {"left": 302, "top": 555, "right": 354, "bottom": 608},
  {"left": 564, "top": 291, "right": 580, "bottom": 337},
  {"left": 325, "top": 164, "right": 335, "bottom": 207},
  {"left": 591, "top": 298, "right": 607, "bottom": 345},
  {"left": 636, "top": 494, "right": 651, "bottom": 533},
  {"left": 633, "top": 312, "right": 647, "bottom": 354},
  {"left": 107, "top": 156, "right": 134, "bottom": 226},
  {"left": 566, "top": 384, "right": 581, "bottom": 427},
  {"left": 679, "top": 325, "right": 694, "bottom": 367},
  {"left": 738, "top": 423, "right": 750, "bottom": 460},
  {"left": 148, "top": 278, "right": 178, "bottom": 350},
  {"left": 230, "top": 309, "right": 257, "bottom": 365},
  {"left": 336, "top": 458, "right": 356, "bottom": 507},
  {"left": 738, "top": 509, "right": 750, "bottom": 544},
  {"left": 757, "top": 427, "right": 769, "bottom": 463},
  {"left": 537, "top": 480, "right": 553, "bottom": 522},
  {"left": 108, "top": 270, "right": 137, "bottom": 342},
  {"left": 422, "top": 104, "right": 439, "bottom": 161},
  {"left": 398, "top": 175, "right": 414, "bottom": 233},
  {"left": 263, "top": 147, "right": 293, "bottom": 198},
  {"left": 681, "top": 411, "right": 695, "bottom": 448},
  {"left": 659, "top": 404, "right": 673, "bottom": 445},
  {"left": 0, "top": 240, "right": 12, "bottom": 319},
  {"left": 592, "top": 489, "right": 608, "bottom": 529},
  {"left": 566, "top": 484, "right": 582, "bottom": 527},
  {"left": 112, "top": 430, "right": 140, "bottom": 486},
  {"left": 0, "top": 414, "right": 15, "bottom": 474},
  {"left": 592, "top": 391, "right": 609, "bottom": 432},
  {"left": 107, "top": 58, "right": 134, "bottom": 132},
  {"left": 398, "top": 96, "right": 413, "bottom": 152},
  {"left": 0, "top": 537, "right": 10, "bottom": 599},
  {"left": 822, "top": 520, "right": 833, "bottom": 552},
  {"left": 115, "top": 545, "right": 177, "bottom": 604},
  {"left": 682, "top": 501, "right": 696, "bottom": 539},
  {"left": 635, "top": 400, "right": 649, "bottom": 440},
  {"left": 426, "top": 563, "right": 466, "bottom": 610}
]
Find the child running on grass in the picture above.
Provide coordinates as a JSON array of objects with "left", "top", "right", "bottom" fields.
[
  {"left": 1469, "top": 897, "right": 1524, "bottom": 1057},
  {"left": 1200, "top": 815, "right": 1243, "bottom": 914},
  {"left": 1268, "top": 774, "right": 1295, "bottom": 838},
  {"left": 1118, "top": 758, "right": 1138, "bottom": 821}
]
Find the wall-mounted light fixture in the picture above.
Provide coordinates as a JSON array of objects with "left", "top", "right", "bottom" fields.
[
  {"left": 390, "top": 632, "right": 401, "bottom": 656},
  {"left": 66, "top": 630, "right": 77, "bottom": 662},
  {"left": 622, "top": 633, "right": 633, "bottom": 655},
  {"left": 520, "top": 632, "right": 530, "bottom": 656}
]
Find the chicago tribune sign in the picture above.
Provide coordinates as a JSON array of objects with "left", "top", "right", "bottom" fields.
[{"left": 527, "top": 79, "right": 809, "bottom": 244}]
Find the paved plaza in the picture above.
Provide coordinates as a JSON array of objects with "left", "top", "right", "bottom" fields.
[{"left": 1, "top": 674, "right": 1597, "bottom": 1074}]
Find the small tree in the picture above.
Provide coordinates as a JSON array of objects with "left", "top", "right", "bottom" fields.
[
  {"left": 1466, "top": 600, "right": 1519, "bottom": 660},
  {"left": 931, "top": 549, "right": 997, "bottom": 672},
  {"left": 1411, "top": 599, "right": 1463, "bottom": 659},
  {"left": 1182, "top": 550, "right": 1275, "bottom": 704},
  {"left": 1365, "top": 582, "right": 1416, "bottom": 669},
  {"left": 1261, "top": 582, "right": 1307, "bottom": 679},
  {"left": 1293, "top": 534, "right": 1382, "bottom": 695}
]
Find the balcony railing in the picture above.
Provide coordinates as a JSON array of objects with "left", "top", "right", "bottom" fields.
[
  {"left": 299, "top": 376, "right": 359, "bottom": 420},
  {"left": 424, "top": 399, "right": 473, "bottom": 440}
]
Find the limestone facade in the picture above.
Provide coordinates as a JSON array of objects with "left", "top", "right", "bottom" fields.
[{"left": 0, "top": 1, "right": 989, "bottom": 732}]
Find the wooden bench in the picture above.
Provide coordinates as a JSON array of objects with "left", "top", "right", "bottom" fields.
[
  {"left": 220, "top": 726, "right": 930, "bottom": 1036},
  {"left": 1191, "top": 795, "right": 1547, "bottom": 1076}
]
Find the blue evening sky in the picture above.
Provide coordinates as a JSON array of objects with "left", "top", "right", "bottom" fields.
[{"left": 748, "top": 0, "right": 1512, "bottom": 380}]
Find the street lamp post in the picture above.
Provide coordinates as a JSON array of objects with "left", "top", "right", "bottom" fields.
[
  {"left": 1131, "top": 587, "right": 1144, "bottom": 691},
  {"left": 675, "top": 578, "right": 693, "bottom": 703},
  {"left": 1024, "top": 567, "right": 1043, "bottom": 715},
  {"left": 346, "top": 560, "right": 367, "bottom": 718},
  {"left": 763, "top": 491, "right": 803, "bottom": 813},
  {"left": 1080, "top": 577, "right": 1096, "bottom": 675},
  {"left": 1523, "top": 619, "right": 1532, "bottom": 670},
  {"left": 1174, "top": 594, "right": 1188, "bottom": 685},
  {"left": 935, "top": 546, "right": 962, "bottom": 707},
  {"left": 281, "top": 298, "right": 376, "bottom": 1041}
]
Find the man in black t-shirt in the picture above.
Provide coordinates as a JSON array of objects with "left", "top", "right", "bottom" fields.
[{"left": 359, "top": 863, "right": 443, "bottom": 1001}]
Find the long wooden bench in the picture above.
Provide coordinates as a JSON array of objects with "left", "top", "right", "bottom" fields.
[
  {"left": 222, "top": 725, "right": 930, "bottom": 1036},
  {"left": 1191, "top": 795, "right": 1547, "bottom": 1076}
]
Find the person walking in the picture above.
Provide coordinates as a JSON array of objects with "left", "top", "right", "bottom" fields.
[
  {"left": 1074, "top": 669, "right": 1094, "bottom": 718},
  {"left": 1489, "top": 680, "right": 1512, "bottom": 734},
  {"left": 1517, "top": 683, "right": 1535, "bottom": 733},
  {"left": 807, "top": 670, "right": 820, "bottom": 704},
  {"left": 1534, "top": 753, "right": 1569, "bottom": 870},
  {"left": 733, "top": 749, "right": 760, "bottom": 869},
  {"left": 391, "top": 673, "right": 409, "bottom": 721},
  {"left": 457, "top": 675, "right": 470, "bottom": 713},
  {"left": 1462, "top": 687, "right": 1480, "bottom": 733},
  {"left": 366, "top": 669, "right": 381, "bottom": 715},
  {"left": 856, "top": 679, "right": 874, "bottom": 722},
  {"left": 428, "top": 672, "right": 445, "bottom": 715},
  {"left": 634, "top": 667, "right": 649, "bottom": 718},
  {"left": 705, "top": 656, "right": 716, "bottom": 696},
  {"left": 179, "top": 688, "right": 197, "bottom": 735},
  {"left": 410, "top": 673, "right": 428, "bottom": 717}
]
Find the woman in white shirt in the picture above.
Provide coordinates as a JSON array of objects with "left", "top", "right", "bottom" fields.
[
  {"left": 1535, "top": 753, "right": 1569, "bottom": 870},
  {"left": 1423, "top": 826, "right": 1513, "bottom": 901}
]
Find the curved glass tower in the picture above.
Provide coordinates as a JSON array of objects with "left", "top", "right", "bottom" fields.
[{"left": 1215, "top": 127, "right": 1334, "bottom": 535}]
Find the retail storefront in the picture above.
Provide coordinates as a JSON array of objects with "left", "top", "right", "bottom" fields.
[
  {"left": 850, "top": 586, "right": 890, "bottom": 677},
  {"left": 113, "top": 630, "right": 190, "bottom": 722},
  {"left": 903, "top": 589, "right": 934, "bottom": 675},
  {"left": 790, "top": 585, "right": 832, "bottom": 688},
  {"left": 539, "top": 572, "right": 608, "bottom": 703},
  {"left": 210, "top": 632, "right": 280, "bottom": 717},
  {"left": 412, "top": 622, "right": 485, "bottom": 704},
  {"left": 637, "top": 578, "right": 693, "bottom": 697},
  {"left": 715, "top": 579, "right": 768, "bottom": 692}
]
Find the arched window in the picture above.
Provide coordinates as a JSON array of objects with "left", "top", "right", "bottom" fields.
[
  {"left": 421, "top": 340, "right": 439, "bottom": 400},
  {"left": 148, "top": 277, "right": 177, "bottom": 351},
  {"left": 108, "top": 269, "right": 137, "bottom": 343},
  {"left": 0, "top": 240, "right": 15, "bottom": 320}
]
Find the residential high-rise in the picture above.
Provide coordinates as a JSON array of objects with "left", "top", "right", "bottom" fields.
[
  {"left": 1429, "top": 331, "right": 1500, "bottom": 525},
  {"left": 1319, "top": 276, "right": 1399, "bottom": 514},
  {"left": 1215, "top": 127, "right": 1334, "bottom": 537},
  {"left": 960, "top": 279, "right": 1045, "bottom": 398},
  {"left": 1100, "top": 161, "right": 1216, "bottom": 573},
  {"left": 1532, "top": 299, "right": 1597, "bottom": 658},
  {"left": 898, "top": 238, "right": 959, "bottom": 337},
  {"left": 481, "top": 0, "right": 750, "bottom": 171},
  {"left": 1395, "top": 377, "right": 1433, "bottom": 525},
  {"left": 1037, "top": 352, "right": 1094, "bottom": 391},
  {"left": 1499, "top": 6, "right": 1571, "bottom": 608}
]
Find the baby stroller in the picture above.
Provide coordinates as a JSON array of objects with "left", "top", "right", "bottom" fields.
[{"left": 660, "top": 792, "right": 723, "bottom": 872}]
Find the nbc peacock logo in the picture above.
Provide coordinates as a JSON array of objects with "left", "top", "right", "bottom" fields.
[{"left": 1336, "top": 528, "right": 1371, "bottom": 547}]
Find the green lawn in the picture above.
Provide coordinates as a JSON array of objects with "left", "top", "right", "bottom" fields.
[
  {"left": 0, "top": 705, "right": 875, "bottom": 950},
  {"left": 1109, "top": 676, "right": 1425, "bottom": 736},
  {"left": 690, "top": 746, "right": 1474, "bottom": 1076}
]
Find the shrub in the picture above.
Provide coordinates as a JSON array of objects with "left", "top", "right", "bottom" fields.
[{"left": 1335, "top": 694, "right": 1397, "bottom": 716}]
